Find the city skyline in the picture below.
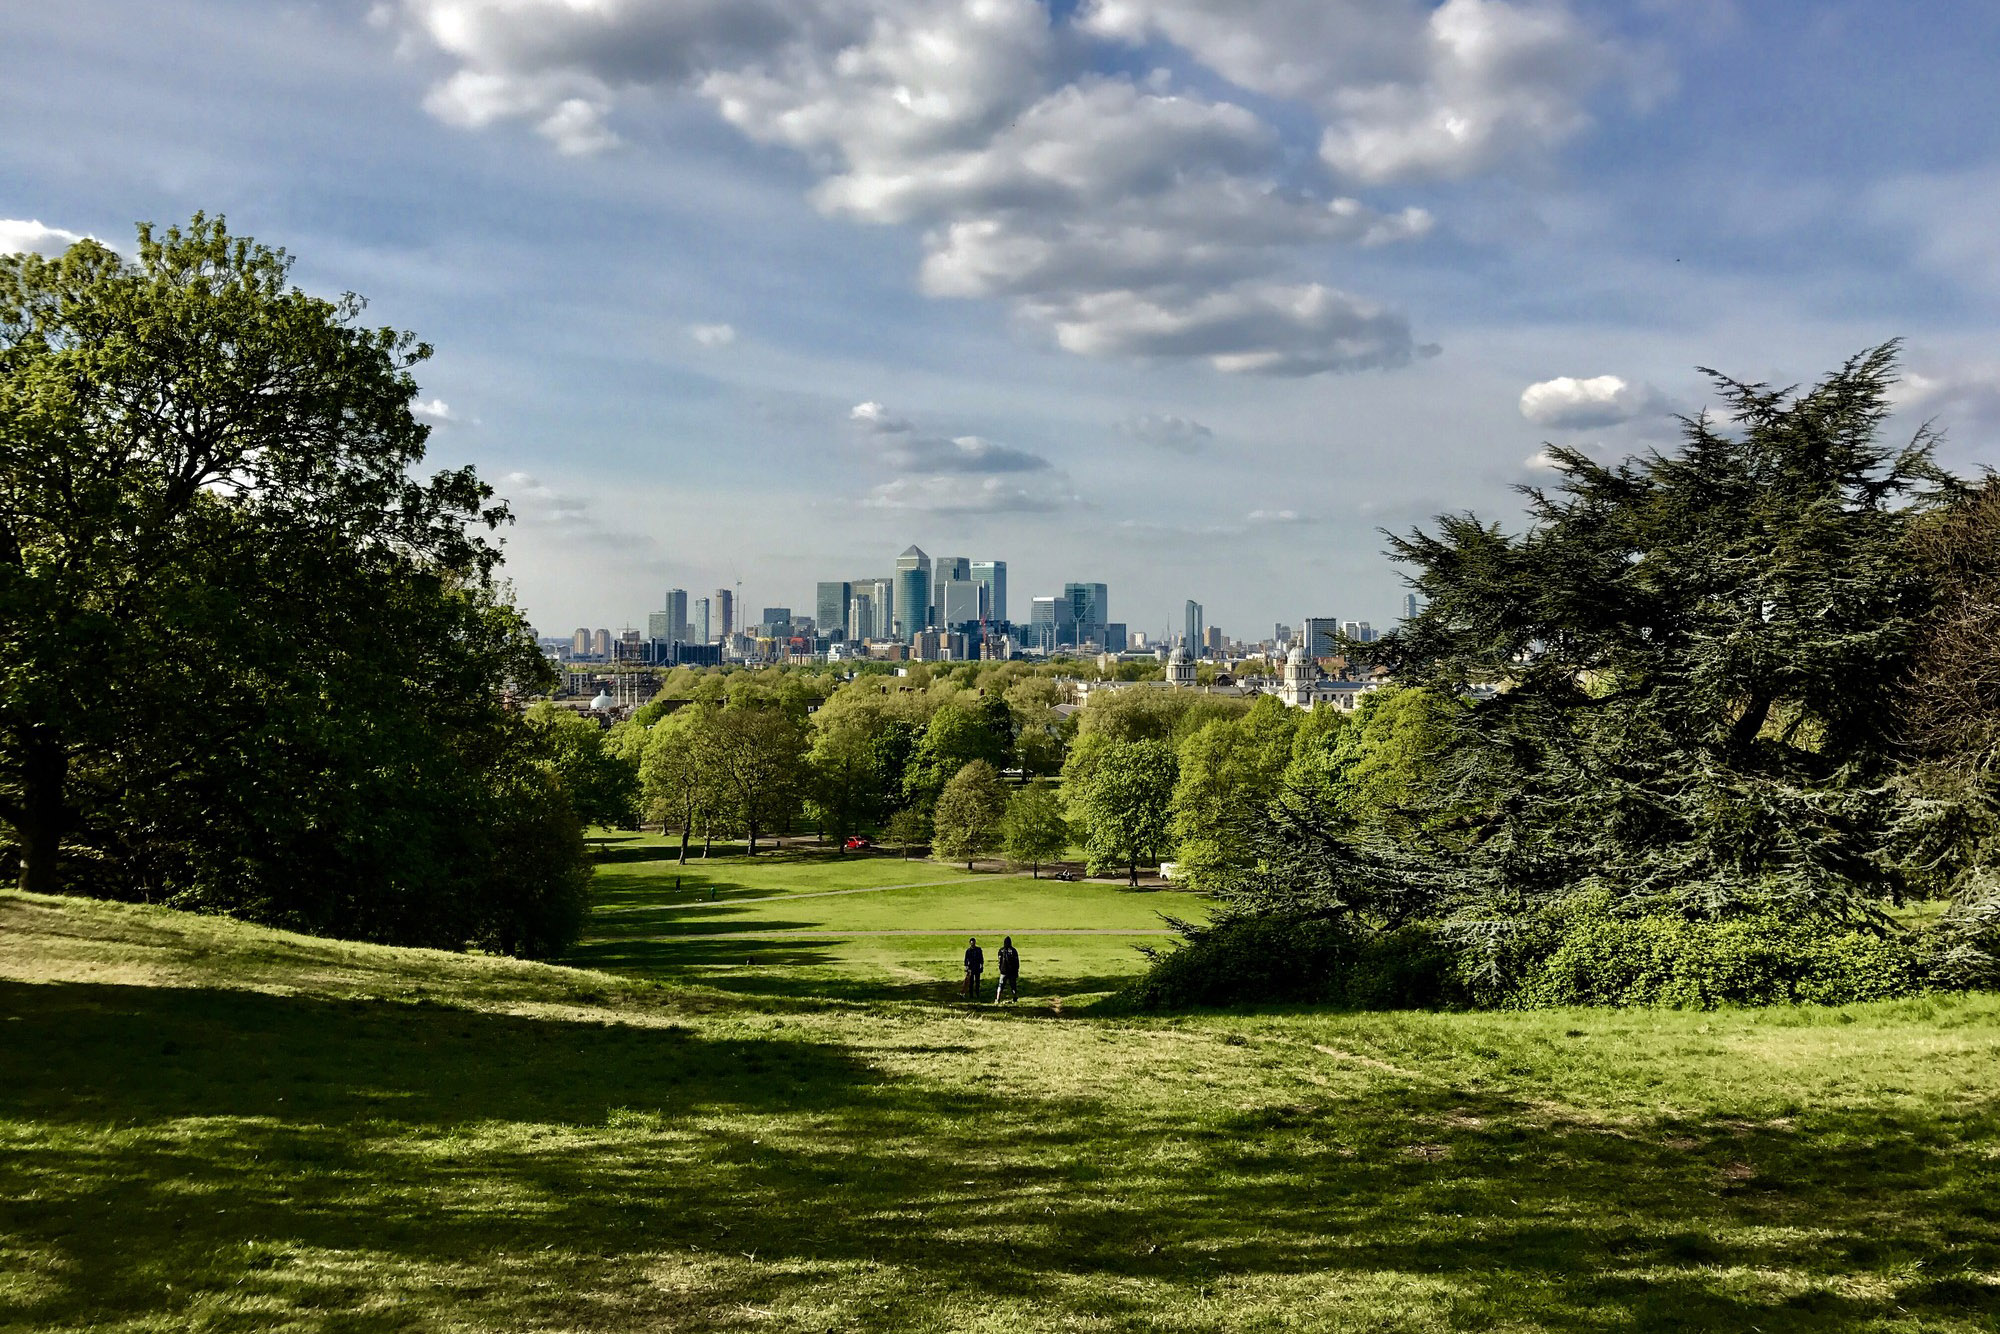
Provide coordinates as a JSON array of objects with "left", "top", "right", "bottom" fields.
[{"left": 15, "top": 6, "right": 1993, "bottom": 637}]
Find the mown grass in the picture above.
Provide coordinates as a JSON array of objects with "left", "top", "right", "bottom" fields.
[
  {"left": 4, "top": 878, "right": 1999, "bottom": 1332},
  {"left": 577, "top": 833, "right": 1203, "bottom": 1003}
]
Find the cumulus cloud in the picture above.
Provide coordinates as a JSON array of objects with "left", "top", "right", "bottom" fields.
[
  {"left": 1117, "top": 412, "right": 1213, "bottom": 452},
  {"left": 849, "top": 400, "right": 912, "bottom": 433},
  {"left": 1519, "top": 374, "right": 1669, "bottom": 429},
  {"left": 1894, "top": 367, "right": 2000, "bottom": 437},
  {"left": 864, "top": 474, "right": 1080, "bottom": 513},
  {"left": 0, "top": 219, "right": 90, "bottom": 256},
  {"left": 377, "top": 0, "right": 1645, "bottom": 375},
  {"left": 689, "top": 322, "right": 738, "bottom": 346},
  {"left": 412, "top": 397, "right": 460, "bottom": 423},
  {"left": 1079, "top": 0, "right": 1631, "bottom": 183}
]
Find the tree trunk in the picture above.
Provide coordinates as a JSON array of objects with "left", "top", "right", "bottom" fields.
[
  {"left": 677, "top": 824, "right": 690, "bottom": 864},
  {"left": 17, "top": 731, "right": 67, "bottom": 895},
  {"left": 747, "top": 820, "right": 759, "bottom": 855},
  {"left": 1128, "top": 856, "right": 1138, "bottom": 887}
]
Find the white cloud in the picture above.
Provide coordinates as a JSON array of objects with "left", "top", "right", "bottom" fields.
[
  {"left": 501, "top": 470, "right": 592, "bottom": 525},
  {"left": 1247, "top": 508, "right": 1311, "bottom": 524},
  {"left": 864, "top": 474, "right": 1080, "bottom": 513},
  {"left": 1894, "top": 366, "right": 2000, "bottom": 438},
  {"left": 0, "top": 219, "right": 90, "bottom": 256},
  {"left": 412, "top": 397, "right": 459, "bottom": 423},
  {"left": 849, "top": 400, "right": 911, "bottom": 433},
  {"left": 386, "top": 0, "right": 1621, "bottom": 375},
  {"left": 690, "top": 322, "right": 738, "bottom": 346},
  {"left": 1079, "top": 0, "right": 1631, "bottom": 183},
  {"left": 1519, "top": 374, "right": 1668, "bottom": 429},
  {"left": 1117, "top": 412, "right": 1213, "bottom": 452}
]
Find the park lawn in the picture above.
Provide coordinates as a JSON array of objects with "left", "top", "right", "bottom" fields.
[{"left": 5, "top": 891, "right": 2000, "bottom": 1332}]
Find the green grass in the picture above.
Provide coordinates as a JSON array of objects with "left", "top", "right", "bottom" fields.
[
  {"left": 4, "top": 872, "right": 1999, "bottom": 1332},
  {"left": 576, "top": 833, "right": 1204, "bottom": 1002}
]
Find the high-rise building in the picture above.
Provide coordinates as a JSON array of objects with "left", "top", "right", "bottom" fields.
[
  {"left": 971, "top": 560, "right": 1006, "bottom": 624},
  {"left": 932, "top": 556, "right": 970, "bottom": 623},
  {"left": 570, "top": 628, "right": 590, "bottom": 657},
  {"left": 1064, "top": 582, "right": 1108, "bottom": 642},
  {"left": 816, "top": 581, "right": 852, "bottom": 641},
  {"left": 664, "top": 589, "right": 689, "bottom": 644},
  {"left": 1300, "top": 617, "right": 1341, "bottom": 656},
  {"left": 848, "top": 592, "right": 876, "bottom": 641},
  {"left": 1203, "top": 625, "right": 1224, "bottom": 655},
  {"left": 713, "top": 589, "right": 735, "bottom": 638},
  {"left": 1274, "top": 622, "right": 1293, "bottom": 646},
  {"left": 692, "top": 597, "right": 712, "bottom": 645},
  {"left": 591, "top": 628, "right": 612, "bottom": 658},
  {"left": 859, "top": 577, "right": 893, "bottom": 638},
  {"left": 1342, "top": 620, "right": 1376, "bottom": 644},
  {"left": 1184, "top": 600, "right": 1203, "bottom": 653},
  {"left": 938, "top": 578, "right": 984, "bottom": 628},
  {"left": 646, "top": 611, "right": 673, "bottom": 643},
  {"left": 1030, "top": 595, "right": 1075, "bottom": 651},
  {"left": 1102, "top": 622, "right": 1128, "bottom": 653},
  {"left": 894, "top": 545, "right": 930, "bottom": 640},
  {"left": 1402, "top": 593, "right": 1421, "bottom": 621}
]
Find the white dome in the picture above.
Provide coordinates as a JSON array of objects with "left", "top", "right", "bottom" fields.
[
  {"left": 589, "top": 690, "right": 614, "bottom": 711},
  {"left": 1287, "top": 645, "right": 1308, "bottom": 665},
  {"left": 1169, "top": 645, "right": 1191, "bottom": 663}
]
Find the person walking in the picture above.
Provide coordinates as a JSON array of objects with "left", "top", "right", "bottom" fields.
[
  {"left": 994, "top": 936, "right": 1020, "bottom": 1004},
  {"left": 962, "top": 937, "right": 985, "bottom": 1000}
]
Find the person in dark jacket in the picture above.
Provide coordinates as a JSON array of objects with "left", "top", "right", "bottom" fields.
[
  {"left": 994, "top": 936, "right": 1020, "bottom": 1004},
  {"left": 962, "top": 937, "right": 985, "bottom": 998}
]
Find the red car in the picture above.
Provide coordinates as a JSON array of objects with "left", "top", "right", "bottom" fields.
[{"left": 844, "top": 836, "right": 873, "bottom": 851}]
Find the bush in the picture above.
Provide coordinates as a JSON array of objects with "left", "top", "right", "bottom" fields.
[
  {"left": 1507, "top": 909, "right": 1929, "bottom": 1009},
  {"left": 1120, "top": 914, "right": 1464, "bottom": 1010}
]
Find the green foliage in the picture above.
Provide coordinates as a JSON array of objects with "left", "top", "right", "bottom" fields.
[
  {"left": 1121, "top": 915, "right": 1462, "bottom": 1011},
  {"left": 703, "top": 703, "right": 808, "bottom": 855},
  {"left": 1169, "top": 698, "right": 1298, "bottom": 890},
  {"left": 931, "top": 761, "right": 1009, "bottom": 869},
  {"left": 903, "top": 696, "right": 1013, "bottom": 809},
  {"left": 523, "top": 705, "right": 640, "bottom": 828},
  {"left": 639, "top": 707, "right": 716, "bottom": 863},
  {"left": 1000, "top": 782, "right": 1069, "bottom": 875},
  {"left": 1508, "top": 900, "right": 1929, "bottom": 1009},
  {"left": 0, "top": 215, "right": 587, "bottom": 956},
  {"left": 1074, "top": 738, "right": 1179, "bottom": 885},
  {"left": 884, "top": 805, "right": 931, "bottom": 857}
]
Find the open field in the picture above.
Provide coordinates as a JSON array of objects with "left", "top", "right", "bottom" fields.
[
  {"left": 577, "top": 834, "right": 1203, "bottom": 1002},
  {"left": 4, "top": 880, "right": 2000, "bottom": 1333}
]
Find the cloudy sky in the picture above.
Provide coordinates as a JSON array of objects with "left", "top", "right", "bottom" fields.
[{"left": 7, "top": 2, "right": 1999, "bottom": 640}]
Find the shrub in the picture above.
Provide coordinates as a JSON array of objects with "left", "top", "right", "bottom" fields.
[
  {"left": 1507, "top": 909, "right": 1929, "bottom": 1009},
  {"left": 1120, "top": 914, "right": 1464, "bottom": 1010}
]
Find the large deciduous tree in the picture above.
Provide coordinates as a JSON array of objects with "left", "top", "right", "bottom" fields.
[
  {"left": 1075, "top": 738, "right": 1179, "bottom": 886},
  {"left": 931, "top": 760, "right": 1008, "bottom": 870},
  {"left": 0, "top": 217, "right": 587, "bottom": 955}
]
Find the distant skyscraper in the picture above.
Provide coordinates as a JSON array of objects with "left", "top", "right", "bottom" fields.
[
  {"left": 664, "top": 588, "right": 689, "bottom": 644},
  {"left": 1102, "top": 622, "right": 1128, "bottom": 653},
  {"left": 591, "top": 628, "right": 612, "bottom": 658},
  {"left": 570, "top": 628, "right": 590, "bottom": 657},
  {"left": 1064, "top": 582, "right": 1108, "bottom": 641},
  {"left": 932, "top": 556, "right": 970, "bottom": 622},
  {"left": 858, "top": 577, "right": 893, "bottom": 638},
  {"left": 714, "top": 588, "right": 735, "bottom": 638},
  {"left": 848, "top": 592, "right": 876, "bottom": 641},
  {"left": 1403, "top": 593, "right": 1421, "bottom": 621},
  {"left": 692, "top": 597, "right": 711, "bottom": 645},
  {"left": 1183, "top": 600, "right": 1203, "bottom": 653},
  {"left": 646, "top": 612, "right": 673, "bottom": 643},
  {"left": 1301, "top": 617, "right": 1340, "bottom": 656},
  {"left": 1274, "top": 623, "right": 1293, "bottom": 646},
  {"left": 971, "top": 560, "right": 1006, "bottom": 624},
  {"left": 1030, "top": 595, "right": 1075, "bottom": 651},
  {"left": 894, "top": 545, "right": 930, "bottom": 640},
  {"left": 1342, "top": 620, "right": 1376, "bottom": 644},
  {"left": 939, "top": 578, "right": 984, "bottom": 628},
  {"left": 817, "top": 581, "right": 852, "bottom": 640}
]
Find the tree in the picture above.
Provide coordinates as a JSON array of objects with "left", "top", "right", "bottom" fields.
[
  {"left": 885, "top": 806, "right": 930, "bottom": 858},
  {"left": 640, "top": 707, "right": 715, "bottom": 864},
  {"left": 523, "top": 704, "right": 639, "bottom": 828},
  {"left": 805, "top": 695, "right": 902, "bottom": 851},
  {"left": 904, "top": 696, "right": 1014, "bottom": 808},
  {"left": 1076, "top": 739, "right": 1180, "bottom": 886},
  {"left": 704, "top": 703, "right": 807, "bottom": 855},
  {"left": 1001, "top": 782, "right": 1069, "bottom": 877},
  {"left": 932, "top": 760, "right": 1008, "bottom": 870},
  {"left": 0, "top": 216, "right": 585, "bottom": 955},
  {"left": 1231, "top": 346, "right": 1957, "bottom": 977}
]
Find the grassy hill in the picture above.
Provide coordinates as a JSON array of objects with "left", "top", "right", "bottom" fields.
[{"left": 4, "top": 878, "right": 1999, "bottom": 1332}]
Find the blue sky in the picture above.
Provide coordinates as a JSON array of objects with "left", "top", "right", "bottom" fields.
[{"left": 6, "top": 1, "right": 1998, "bottom": 641}]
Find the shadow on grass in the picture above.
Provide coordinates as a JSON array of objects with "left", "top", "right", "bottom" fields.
[{"left": 2, "top": 978, "right": 1997, "bottom": 1329}]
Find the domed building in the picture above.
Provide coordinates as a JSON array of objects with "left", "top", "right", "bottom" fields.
[
  {"left": 1167, "top": 644, "right": 1197, "bottom": 688},
  {"left": 1279, "top": 641, "right": 1315, "bottom": 708}
]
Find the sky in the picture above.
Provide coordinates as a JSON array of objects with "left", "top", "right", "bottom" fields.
[{"left": 6, "top": 1, "right": 2000, "bottom": 642}]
